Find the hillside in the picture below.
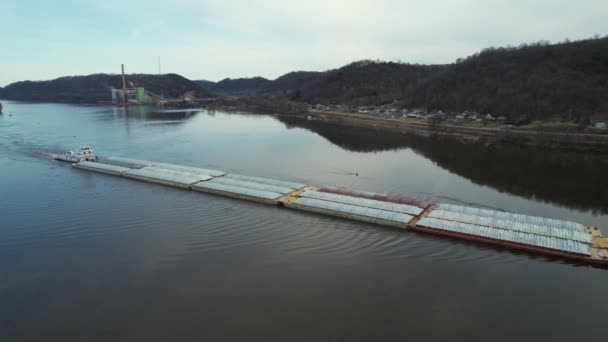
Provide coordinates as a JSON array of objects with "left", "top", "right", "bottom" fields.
[
  {"left": 221, "top": 37, "right": 608, "bottom": 121},
  {"left": 262, "top": 71, "right": 324, "bottom": 95},
  {"left": 196, "top": 72, "right": 324, "bottom": 98},
  {"left": 196, "top": 77, "right": 271, "bottom": 96},
  {"left": 409, "top": 38, "right": 608, "bottom": 120},
  {"left": 0, "top": 73, "right": 209, "bottom": 103},
  {"left": 194, "top": 80, "right": 216, "bottom": 92},
  {"left": 2, "top": 37, "right": 607, "bottom": 119}
]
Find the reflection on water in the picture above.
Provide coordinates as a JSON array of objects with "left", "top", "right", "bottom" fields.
[
  {"left": 278, "top": 116, "right": 608, "bottom": 214},
  {"left": 111, "top": 105, "right": 203, "bottom": 122}
]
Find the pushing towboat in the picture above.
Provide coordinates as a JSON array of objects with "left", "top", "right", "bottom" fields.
[{"left": 53, "top": 145, "right": 98, "bottom": 163}]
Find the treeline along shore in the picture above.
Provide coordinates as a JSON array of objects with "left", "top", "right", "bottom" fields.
[{"left": 1, "top": 36, "right": 608, "bottom": 151}]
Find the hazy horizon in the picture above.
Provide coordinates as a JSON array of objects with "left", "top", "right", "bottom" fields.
[{"left": 2, "top": 0, "right": 608, "bottom": 87}]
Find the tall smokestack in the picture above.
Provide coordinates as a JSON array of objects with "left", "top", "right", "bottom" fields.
[{"left": 121, "top": 64, "right": 127, "bottom": 105}]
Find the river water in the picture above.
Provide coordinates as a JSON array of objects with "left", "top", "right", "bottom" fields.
[{"left": 1, "top": 101, "right": 607, "bottom": 341}]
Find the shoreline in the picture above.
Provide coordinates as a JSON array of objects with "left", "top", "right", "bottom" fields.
[
  {"left": 4, "top": 98, "right": 608, "bottom": 153},
  {"left": 283, "top": 110, "right": 608, "bottom": 153}
]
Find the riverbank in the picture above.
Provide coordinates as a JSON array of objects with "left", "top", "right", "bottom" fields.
[{"left": 296, "top": 110, "right": 608, "bottom": 153}]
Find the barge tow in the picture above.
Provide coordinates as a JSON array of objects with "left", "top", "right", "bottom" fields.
[{"left": 65, "top": 156, "right": 608, "bottom": 266}]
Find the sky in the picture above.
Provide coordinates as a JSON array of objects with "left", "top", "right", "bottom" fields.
[{"left": 1, "top": 0, "right": 607, "bottom": 86}]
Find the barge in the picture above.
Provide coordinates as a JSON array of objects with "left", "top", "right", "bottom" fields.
[{"left": 69, "top": 157, "right": 608, "bottom": 266}]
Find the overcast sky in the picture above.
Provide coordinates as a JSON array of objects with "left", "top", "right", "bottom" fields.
[{"left": 1, "top": 0, "right": 607, "bottom": 86}]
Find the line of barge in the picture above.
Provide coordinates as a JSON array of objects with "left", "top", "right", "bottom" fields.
[{"left": 70, "top": 157, "right": 608, "bottom": 266}]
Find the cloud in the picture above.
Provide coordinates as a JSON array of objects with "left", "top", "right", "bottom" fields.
[
  {"left": 159, "top": 0, "right": 608, "bottom": 76},
  {"left": 180, "top": 1, "right": 604, "bottom": 76},
  {"left": 1, "top": 0, "right": 608, "bottom": 85}
]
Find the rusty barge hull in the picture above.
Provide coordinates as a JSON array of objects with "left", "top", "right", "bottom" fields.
[{"left": 414, "top": 225, "right": 604, "bottom": 265}]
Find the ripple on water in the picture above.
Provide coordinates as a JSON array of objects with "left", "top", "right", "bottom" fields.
[
  {"left": 179, "top": 199, "right": 281, "bottom": 253},
  {"left": 0, "top": 170, "right": 547, "bottom": 272},
  {"left": 103, "top": 192, "right": 284, "bottom": 270},
  {"left": 0, "top": 146, "right": 583, "bottom": 275},
  {"left": 264, "top": 208, "right": 536, "bottom": 268},
  {"left": 271, "top": 209, "right": 421, "bottom": 262}
]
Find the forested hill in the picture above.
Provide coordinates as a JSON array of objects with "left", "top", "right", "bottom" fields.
[
  {"left": 404, "top": 37, "right": 608, "bottom": 120},
  {"left": 0, "top": 74, "right": 209, "bottom": 102},
  {"left": 2, "top": 37, "right": 607, "bottom": 119},
  {"left": 195, "top": 77, "right": 271, "bottom": 95},
  {"left": 216, "top": 37, "right": 608, "bottom": 120}
]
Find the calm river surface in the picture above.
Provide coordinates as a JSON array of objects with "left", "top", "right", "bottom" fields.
[{"left": 1, "top": 101, "right": 607, "bottom": 341}]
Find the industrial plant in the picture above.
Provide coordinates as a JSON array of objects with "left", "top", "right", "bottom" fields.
[{"left": 110, "top": 64, "right": 162, "bottom": 105}]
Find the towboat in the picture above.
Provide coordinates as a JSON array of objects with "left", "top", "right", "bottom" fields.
[{"left": 53, "top": 145, "right": 98, "bottom": 163}]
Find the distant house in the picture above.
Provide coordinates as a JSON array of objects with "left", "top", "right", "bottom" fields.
[
  {"left": 455, "top": 115, "right": 465, "bottom": 120},
  {"left": 594, "top": 122, "right": 607, "bottom": 129},
  {"left": 407, "top": 113, "right": 421, "bottom": 118},
  {"left": 497, "top": 116, "right": 507, "bottom": 121},
  {"left": 463, "top": 110, "right": 479, "bottom": 116},
  {"left": 485, "top": 114, "right": 495, "bottom": 120},
  {"left": 412, "top": 107, "right": 427, "bottom": 114}
]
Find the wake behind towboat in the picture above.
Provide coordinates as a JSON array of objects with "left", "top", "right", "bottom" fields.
[{"left": 53, "top": 145, "right": 98, "bottom": 163}]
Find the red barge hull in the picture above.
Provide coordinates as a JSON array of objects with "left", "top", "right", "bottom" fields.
[{"left": 415, "top": 225, "right": 606, "bottom": 266}]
